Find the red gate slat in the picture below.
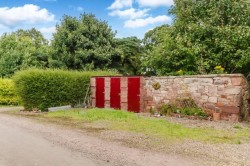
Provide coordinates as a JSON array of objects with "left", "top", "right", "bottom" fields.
[
  {"left": 95, "top": 77, "right": 105, "bottom": 108},
  {"left": 110, "top": 77, "right": 121, "bottom": 109},
  {"left": 128, "top": 77, "right": 140, "bottom": 113}
]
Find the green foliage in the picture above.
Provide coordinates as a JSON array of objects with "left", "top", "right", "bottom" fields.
[
  {"left": 174, "top": 98, "right": 208, "bottom": 117},
  {"left": 0, "top": 79, "right": 19, "bottom": 105},
  {"left": 170, "top": 0, "right": 250, "bottom": 76},
  {"left": 0, "top": 28, "right": 49, "bottom": 77},
  {"left": 175, "top": 108, "right": 208, "bottom": 117},
  {"left": 233, "top": 125, "right": 242, "bottom": 129},
  {"left": 12, "top": 69, "right": 117, "bottom": 111},
  {"left": 158, "top": 98, "right": 208, "bottom": 117},
  {"left": 143, "top": 24, "right": 199, "bottom": 76},
  {"left": 143, "top": 0, "right": 250, "bottom": 76},
  {"left": 149, "top": 107, "right": 155, "bottom": 115},
  {"left": 110, "top": 37, "right": 144, "bottom": 75},
  {"left": 0, "top": 7, "right": 248, "bottom": 78},
  {"left": 213, "top": 65, "right": 226, "bottom": 74},
  {"left": 158, "top": 104, "right": 175, "bottom": 116},
  {"left": 176, "top": 70, "right": 184, "bottom": 76},
  {"left": 50, "top": 13, "right": 116, "bottom": 70}
]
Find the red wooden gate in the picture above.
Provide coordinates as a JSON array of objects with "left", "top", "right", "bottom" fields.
[
  {"left": 128, "top": 77, "right": 140, "bottom": 113},
  {"left": 110, "top": 77, "right": 121, "bottom": 109},
  {"left": 93, "top": 76, "right": 141, "bottom": 113},
  {"left": 95, "top": 77, "right": 105, "bottom": 108}
]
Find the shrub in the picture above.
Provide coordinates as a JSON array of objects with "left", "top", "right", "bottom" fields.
[
  {"left": 158, "top": 104, "right": 175, "bottom": 116},
  {"left": 13, "top": 69, "right": 117, "bottom": 111},
  {"left": 157, "top": 98, "right": 208, "bottom": 118},
  {"left": 173, "top": 98, "right": 208, "bottom": 117},
  {"left": 175, "top": 107, "right": 208, "bottom": 117},
  {"left": 0, "top": 79, "right": 19, "bottom": 105}
]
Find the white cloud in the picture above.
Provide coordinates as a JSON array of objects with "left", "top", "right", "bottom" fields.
[
  {"left": 124, "top": 15, "right": 171, "bottom": 28},
  {"left": 39, "top": 26, "right": 56, "bottom": 34},
  {"left": 77, "top": 6, "right": 84, "bottom": 12},
  {"left": 108, "top": 0, "right": 133, "bottom": 10},
  {"left": 0, "top": 4, "right": 55, "bottom": 28},
  {"left": 109, "top": 8, "right": 149, "bottom": 19},
  {"left": 136, "top": 0, "right": 174, "bottom": 7}
]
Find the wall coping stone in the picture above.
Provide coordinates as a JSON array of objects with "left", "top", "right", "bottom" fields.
[{"left": 144, "top": 74, "right": 245, "bottom": 80}]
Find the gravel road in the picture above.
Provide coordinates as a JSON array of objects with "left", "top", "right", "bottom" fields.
[
  {"left": 0, "top": 108, "right": 198, "bottom": 166},
  {"left": 1, "top": 107, "right": 250, "bottom": 166},
  {"left": 0, "top": 119, "right": 102, "bottom": 166}
]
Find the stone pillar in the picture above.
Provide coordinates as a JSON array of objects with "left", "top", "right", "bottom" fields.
[
  {"left": 120, "top": 77, "right": 128, "bottom": 110},
  {"left": 90, "top": 77, "right": 96, "bottom": 107},
  {"left": 105, "top": 77, "right": 110, "bottom": 108},
  {"left": 140, "top": 77, "right": 145, "bottom": 112}
]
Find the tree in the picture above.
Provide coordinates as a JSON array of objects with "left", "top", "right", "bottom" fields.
[
  {"left": 110, "top": 37, "right": 143, "bottom": 75},
  {"left": 50, "top": 13, "right": 116, "bottom": 70},
  {"left": 0, "top": 28, "right": 49, "bottom": 77},
  {"left": 143, "top": 0, "right": 250, "bottom": 76},
  {"left": 171, "top": 0, "right": 250, "bottom": 75},
  {"left": 142, "top": 24, "right": 197, "bottom": 76}
]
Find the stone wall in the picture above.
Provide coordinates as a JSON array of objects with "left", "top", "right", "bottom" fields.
[{"left": 143, "top": 74, "right": 249, "bottom": 121}]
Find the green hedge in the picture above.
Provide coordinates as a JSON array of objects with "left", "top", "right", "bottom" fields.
[
  {"left": 13, "top": 69, "right": 117, "bottom": 111},
  {"left": 0, "top": 79, "right": 19, "bottom": 105}
]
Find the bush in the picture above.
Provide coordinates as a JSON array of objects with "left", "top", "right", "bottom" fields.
[
  {"left": 13, "top": 69, "right": 117, "bottom": 111},
  {"left": 157, "top": 98, "right": 208, "bottom": 118},
  {"left": 158, "top": 104, "right": 175, "bottom": 116},
  {"left": 175, "top": 107, "right": 208, "bottom": 117},
  {"left": 0, "top": 79, "right": 19, "bottom": 105}
]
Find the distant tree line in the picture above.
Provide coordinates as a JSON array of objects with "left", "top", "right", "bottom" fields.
[{"left": 0, "top": 0, "right": 249, "bottom": 78}]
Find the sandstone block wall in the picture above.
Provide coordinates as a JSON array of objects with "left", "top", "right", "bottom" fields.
[
  {"left": 143, "top": 74, "right": 249, "bottom": 121},
  {"left": 91, "top": 74, "right": 249, "bottom": 121}
]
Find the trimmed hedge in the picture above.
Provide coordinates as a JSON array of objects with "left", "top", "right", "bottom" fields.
[
  {"left": 0, "top": 79, "right": 19, "bottom": 105},
  {"left": 13, "top": 69, "right": 117, "bottom": 111}
]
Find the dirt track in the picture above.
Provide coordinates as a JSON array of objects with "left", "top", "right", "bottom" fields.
[{"left": 0, "top": 108, "right": 197, "bottom": 166}]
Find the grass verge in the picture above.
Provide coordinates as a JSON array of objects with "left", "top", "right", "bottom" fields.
[{"left": 42, "top": 108, "right": 249, "bottom": 144}]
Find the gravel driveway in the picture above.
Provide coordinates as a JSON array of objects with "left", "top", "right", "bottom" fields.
[{"left": 0, "top": 110, "right": 198, "bottom": 166}]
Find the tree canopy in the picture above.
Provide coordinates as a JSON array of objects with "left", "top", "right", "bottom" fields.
[
  {"left": 50, "top": 13, "right": 116, "bottom": 70},
  {"left": 0, "top": 28, "right": 49, "bottom": 77},
  {"left": 143, "top": 0, "right": 250, "bottom": 76},
  {"left": 111, "top": 37, "right": 143, "bottom": 75},
  {"left": 0, "top": 2, "right": 249, "bottom": 78}
]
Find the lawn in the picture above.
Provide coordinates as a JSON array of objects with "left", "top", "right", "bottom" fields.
[{"left": 43, "top": 108, "right": 249, "bottom": 144}]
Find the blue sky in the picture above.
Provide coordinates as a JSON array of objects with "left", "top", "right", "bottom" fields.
[{"left": 0, "top": 0, "right": 173, "bottom": 40}]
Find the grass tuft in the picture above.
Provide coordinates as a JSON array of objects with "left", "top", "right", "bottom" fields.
[{"left": 233, "top": 125, "right": 242, "bottom": 129}]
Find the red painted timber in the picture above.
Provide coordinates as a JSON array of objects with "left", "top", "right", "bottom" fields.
[
  {"left": 128, "top": 77, "right": 140, "bottom": 113},
  {"left": 95, "top": 77, "right": 105, "bottom": 108},
  {"left": 110, "top": 78, "right": 121, "bottom": 109}
]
